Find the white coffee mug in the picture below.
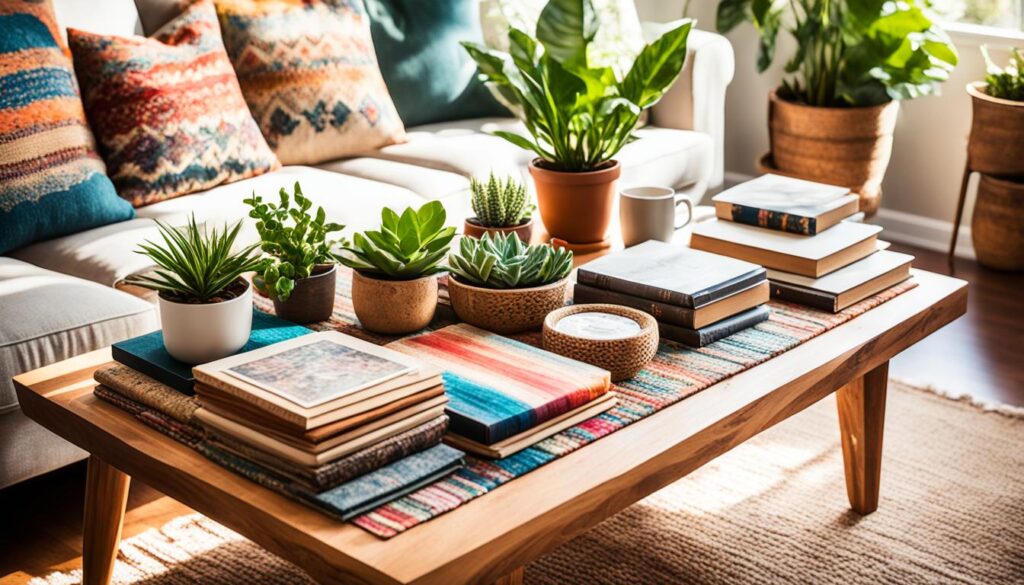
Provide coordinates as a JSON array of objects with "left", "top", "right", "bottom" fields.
[{"left": 619, "top": 186, "right": 694, "bottom": 247}]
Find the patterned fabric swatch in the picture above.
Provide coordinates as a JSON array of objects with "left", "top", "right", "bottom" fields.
[
  {"left": 215, "top": 0, "right": 406, "bottom": 165},
  {"left": 0, "top": 0, "right": 134, "bottom": 254},
  {"left": 94, "top": 364, "right": 200, "bottom": 423},
  {"left": 68, "top": 0, "right": 278, "bottom": 207}
]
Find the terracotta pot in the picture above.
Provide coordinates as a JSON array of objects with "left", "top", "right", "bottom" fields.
[
  {"left": 529, "top": 159, "right": 621, "bottom": 244},
  {"left": 463, "top": 217, "right": 535, "bottom": 243},
  {"left": 768, "top": 90, "right": 899, "bottom": 217},
  {"left": 971, "top": 174, "right": 1024, "bottom": 271},
  {"left": 350, "top": 271, "right": 437, "bottom": 334},
  {"left": 966, "top": 82, "right": 1024, "bottom": 179},
  {"left": 272, "top": 264, "right": 337, "bottom": 324},
  {"left": 448, "top": 276, "right": 569, "bottom": 334}
]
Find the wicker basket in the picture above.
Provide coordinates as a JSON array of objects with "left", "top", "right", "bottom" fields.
[{"left": 543, "top": 304, "right": 659, "bottom": 382}]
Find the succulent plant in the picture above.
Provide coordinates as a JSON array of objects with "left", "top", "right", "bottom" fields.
[
  {"left": 244, "top": 181, "right": 346, "bottom": 301},
  {"left": 339, "top": 201, "right": 456, "bottom": 280},
  {"left": 448, "top": 232, "right": 573, "bottom": 289},
  {"left": 470, "top": 173, "right": 534, "bottom": 228}
]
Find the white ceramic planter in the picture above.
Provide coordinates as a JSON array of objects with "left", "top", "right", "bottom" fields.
[{"left": 158, "top": 280, "right": 253, "bottom": 364}]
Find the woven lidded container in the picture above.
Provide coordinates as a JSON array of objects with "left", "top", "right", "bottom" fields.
[{"left": 543, "top": 304, "right": 658, "bottom": 382}]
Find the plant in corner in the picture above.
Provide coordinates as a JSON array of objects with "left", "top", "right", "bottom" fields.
[
  {"left": 462, "top": 0, "right": 692, "bottom": 244},
  {"left": 244, "top": 182, "right": 346, "bottom": 324},
  {"left": 125, "top": 215, "right": 263, "bottom": 364},
  {"left": 338, "top": 201, "right": 456, "bottom": 334},
  {"left": 717, "top": 0, "right": 958, "bottom": 215},
  {"left": 447, "top": 232, "right": 573, "bottom": 334},
  {"left": 464, "top": 172, "right": 536, "bottom": 242}
]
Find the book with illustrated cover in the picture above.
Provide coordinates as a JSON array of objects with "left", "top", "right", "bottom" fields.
[
  {"left": 767, "top": 250, "right": 913, "bottom": 312},
  {"left": 573, "top": 280, "right": 769, "bottom": 329},
  {"left": 112, "top": 310, "right": 312, "bottom": 395},
  {"left": 576, "top": 240, "right": 766, "bottom": 308},
  {"left": 387, "top": 324, "right": 611, "bottom": 445},
  {"left": 658, "top": 305, "right": 770, "bottom": 347},
  {"left": 713, "top": 174, "right": 858, "bottom": 235}
]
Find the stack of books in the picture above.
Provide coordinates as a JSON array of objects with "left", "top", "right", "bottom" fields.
[
  {"left": 574, "top": 240, "right": 770, "bottom": 347},
  {"left": 692, "top": 174, "right": 913, "bottom": 312},
  {"left": 388, "top": 324, "right": 615, "bottom": 458}
]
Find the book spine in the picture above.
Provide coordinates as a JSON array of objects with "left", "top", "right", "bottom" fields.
[
  {"left": 573, "top": 284, "right": 696, "bottom": 328},
  {"left": 725, "top": 203, "right": 817, "bottom": 235},
  {"left": 658, "top": 306, "right": 770, "bottom": 347},
  {"left": 576, "top": 269, "right": 694, "bottom": 307},
  {"left": 768, "top": 282, "right": 838, "bottom": 312},
  {"left": 688, "top": 269, "right": 767, "bottom": 308},
  {"left": 111, "top": 345, "right": 195, "bottom": 396}
]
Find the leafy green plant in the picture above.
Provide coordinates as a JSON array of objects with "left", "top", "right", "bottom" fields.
[
  {"left": 243, "top": 182, "right": 345, "bottom": 301},
  {"left": 982, "top": 45, "right": 1024, "bottom": 101},
  {"left": 126, "top": 215, "right": 262, "bottom": 302},
  {"left": 717, "top": 0, "right": 959, "bottom": 107},
  {"left": 470, "top": 173, "right": 534, "bottom": 227},
  {"left": 462, "top": 0, "right": 692, "bottom": 172},
  {"left": 448, "top": 232, "right": 573, "bottom": 289},
  {"left": 339, "top": 201, "right": 456, "bottom": 280}
]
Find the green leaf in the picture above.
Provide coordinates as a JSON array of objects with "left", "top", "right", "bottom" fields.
[
  {"left": 536, "top": 0, "right": 597, "bottom": 68},
  {"left": 716, "top": 0, "right": 749, "bottom": 33},
  {"left": 621, "top": 20, "right": 692, "bottom": 108}
]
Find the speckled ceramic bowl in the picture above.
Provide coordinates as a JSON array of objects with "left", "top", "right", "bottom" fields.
[{"left": 350, "top": 271, "right": 437, "bottom": 335}]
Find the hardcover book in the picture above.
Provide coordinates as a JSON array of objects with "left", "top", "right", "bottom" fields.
[
  {"left": 658, "top": 305, "right": 771, "bottom": 347},
  {"left": 713, "top": 174, "right": 858, "bottom": 235},
  {"left": 111, "top": 310, "right": 312, "bottom": 395},
  {"left": 766, "top": 250, "right": 913, "bottom": 312},
  {"left": 387, "top": 324, "right": 611, "bottom": 445},
  {"left": 576, "top": 240, "right": 766, "bottom": 308},
  {"left": 573, "top": 280, "right": 770, "bottom": 329},
  {"left": 690, "top": 219, "right": 882, "bottom": 277}
]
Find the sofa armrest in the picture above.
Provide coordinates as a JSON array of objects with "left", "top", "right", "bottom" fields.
[{"left": 641, "top": 23, "right": 735, "bottom": 191}]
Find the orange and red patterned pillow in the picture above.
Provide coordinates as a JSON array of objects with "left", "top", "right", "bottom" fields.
[{"left": 68, "top": 0, "right": 278, "bottom": 207}]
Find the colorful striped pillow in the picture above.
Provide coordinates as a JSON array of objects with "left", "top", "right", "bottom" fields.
[
  {"left": 215, "top": 0, "right": 406, "bottom": 165},
  {"left": 68, "top": 0, "right": 279, "bottom": 207},
  {"left": 0, "top": 0, "right": 134, "bottom": 254}
]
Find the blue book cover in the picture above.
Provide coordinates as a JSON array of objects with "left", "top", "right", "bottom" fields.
[{"left": 112, "top": 310, "right": 312, "bottom": 395}]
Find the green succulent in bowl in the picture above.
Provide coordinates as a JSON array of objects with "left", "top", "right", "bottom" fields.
[
  {"left": 339, "top": 201, "right": 456, "bottom": 280},
  {"left": 448, "top": 232, "right": 573, "bottom": 289}
]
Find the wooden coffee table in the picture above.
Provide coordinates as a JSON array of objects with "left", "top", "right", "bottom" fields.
[{"left": 14, "top": 269, "right": 965, "bottom": 585}]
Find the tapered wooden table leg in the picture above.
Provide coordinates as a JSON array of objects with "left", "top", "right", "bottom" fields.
[
  {"left": 83, "top": 455, "right": 131, "bottom": 585},
  {"left": 493, "top": 566, "right": 524, "bottom": 585},
  {"left": 836, "top": 362, "right": 888, "bottom": 515}
]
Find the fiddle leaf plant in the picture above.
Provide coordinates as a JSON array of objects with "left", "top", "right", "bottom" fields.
[
  {"left": 462, "top": 0, "right": 692, "bottom": 172},
  {"left": 243, "top": 181, "right": 345, "bottom": 302},
  {"left": 338, "top": 201, "right": 456, "bottom": 280},
  {"left": 448, "top": 232, "right": 573, "bottom": 289}
]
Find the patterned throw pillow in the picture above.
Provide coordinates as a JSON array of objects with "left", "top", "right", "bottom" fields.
[
  {"left": 68, "top": 1, "right": 278, "bottom": 207},
  {"left": 215, "top": 0, "right": 406, "bottom": 165},
  {"left": 0, "top": 0, "right": 135, "bottom": 254}
]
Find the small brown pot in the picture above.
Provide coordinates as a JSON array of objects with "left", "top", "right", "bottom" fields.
[
  {"left": 463, "top": 217, "right": 535, "bottom": 243},
  {"left": 966, "top": 82, "right": 1024, "bottom": 179},
  {"left": 529, "top": 159, "right": 621, "bottom": 244},
  {"left": 272, "top": 264, "right": 337, "bottom": 324},
  {"left": 350, "top": 271, "right": 438, "bottom": 334},
  {"left": 768, "top": 90, "right": 899, "bottom": 216},
  {"left": 448, "top": 276, "right": 569, "bottom": 334},
  {"left": 971, "top": 174, "right": 1024, "bottom": 271}
]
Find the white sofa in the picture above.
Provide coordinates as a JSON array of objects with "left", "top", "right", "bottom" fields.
[{"left": 0, "top": 0, "right": 734, "bottom": 488}]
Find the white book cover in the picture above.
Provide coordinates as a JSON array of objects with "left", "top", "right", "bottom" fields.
[
  {"left": 766, "top": 250, "right": 914, "bottom": 294},
  {"left": 713, "top": 174, "right": 855, "bottom": 216},
  {"left": 691, "top": 219, "right": 883, "bottom": 260}
]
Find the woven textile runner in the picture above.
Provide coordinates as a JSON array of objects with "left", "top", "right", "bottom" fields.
[{"left": 251, "top": 269, "right": 917, "bottom": 538}]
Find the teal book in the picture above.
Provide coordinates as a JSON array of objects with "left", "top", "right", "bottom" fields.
[{"left": 112, "top": 310, "right": 312, "bottom": 395}]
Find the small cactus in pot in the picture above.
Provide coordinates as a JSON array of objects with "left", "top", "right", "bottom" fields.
[{"left": 464, "top": 173, "right": 535, "bottom": 242}]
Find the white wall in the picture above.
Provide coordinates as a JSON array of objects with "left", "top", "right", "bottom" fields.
[{"left": 636, "top": 0, "right": 1024, "bottom": 256}]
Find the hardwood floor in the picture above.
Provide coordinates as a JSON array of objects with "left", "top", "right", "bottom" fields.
[{"left": 0, "top": 243, "right": 1020, "bottom": 583}]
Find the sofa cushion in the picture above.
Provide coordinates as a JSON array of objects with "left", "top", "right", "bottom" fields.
[
  {"left": 214, "top": 0, "right": 406, "bottom": 166},
  {"left": 0, "top": 257, "right": 157, "bottom": 414},
  {"left": 68, "top": 1, "right": 279, "bottom": 207},
  {"left": 11, "top": 166, "right": 469, "bottom": 286},
  {"left": 0, "top": 0, "right": 136, "bottom": 255},
  {"left": 317, "top": 158, "right": 470, "bottom": 202}
]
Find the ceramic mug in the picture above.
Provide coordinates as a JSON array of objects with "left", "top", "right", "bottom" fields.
[{"left": 619, "top": 186, "right": 694, "bottom": 247}]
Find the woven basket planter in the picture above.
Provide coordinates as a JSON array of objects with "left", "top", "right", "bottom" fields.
[
  {"left": 966, "top": 82, "right": 1024, "bottom": 179},
  {"left": 972, "top": 174, "right": 1024, "bottom": 271},
  {"left": 447, "top": 276, "right": 569, "bottom": 335}
]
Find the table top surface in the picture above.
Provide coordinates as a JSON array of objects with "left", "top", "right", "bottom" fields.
[{"left": 14, "top": 269, "right": 967, "bottom": 585}]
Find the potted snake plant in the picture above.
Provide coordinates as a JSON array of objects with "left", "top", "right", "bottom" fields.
[
  {"left": 463, "top": 0, "right": 692, "bottom": 244},
  {"left": 245, "top": 182, "right": 346, "bottom": 324},
  {"left": 464, "top": 172, "right": 535, "bottom": 242},
  {"left": 338, "top": 201, "right": 456, "bottom": 334},
  {"left": 718, "top": 0, "right": 958, "bottom": 216},
  {"left": 125, "top": 215, "right": 263, "bottom": 364},
  {"left": 447, "top": 232, "right": 573, "bottom": 334}
]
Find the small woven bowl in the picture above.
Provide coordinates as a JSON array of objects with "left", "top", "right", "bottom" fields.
[{"left": 542, "top": 304, "right": 659, "bottom": 382}]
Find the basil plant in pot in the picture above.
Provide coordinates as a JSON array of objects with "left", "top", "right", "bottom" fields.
[
  {"left": 462, "top": 0, "right": 692, "bottom": 244},
  {"left": 125, "top": 215, "right": 263, "bottom": 365},
  {"left": 447, "top": 232, "right": 573, "bottom": 334},
  {"left": 717, "top": 0, "right": 958, "bottom": 215},
  {"left": 245, "top": 182, "right": 345, "bottom": 324},
  {"left": 338, "top": 201, "right": 455, "bottom": 335}
]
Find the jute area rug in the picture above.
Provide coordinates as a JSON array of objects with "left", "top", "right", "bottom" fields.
[{"left": 32, "top": 381, "right": 1024, "bottom": 585}]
